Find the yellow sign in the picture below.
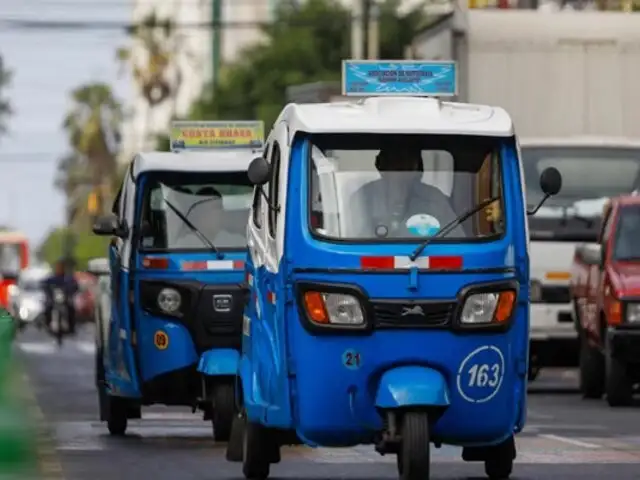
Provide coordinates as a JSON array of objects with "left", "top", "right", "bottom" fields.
[
  {"left": 170, "top": 120, "right": 264, "bottom": 151},
  {"left": 154, "top": 330, "right": 169, "bottom": 350}
]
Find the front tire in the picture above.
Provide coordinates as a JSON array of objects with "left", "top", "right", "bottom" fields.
[
  {"left": 212, "top": 383, "right": 235, "bottom": 442},
  {"left": 484, "top": 435, "right": 515, "bottom": 479},
  {"left": 605, "top": 338, "right": 632, "bottom": 407},
  {"left": 398, "top": 411, "right": 431, "bottom": 480},
  {"left": 579, "top": 336, "right": 604, "bottom": 399},
  {"left": 242, "top": 417, "right": 270, "bottom": 480}
]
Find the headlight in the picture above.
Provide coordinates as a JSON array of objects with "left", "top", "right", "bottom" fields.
[
  {"left": 7, "top": 284, "right": 18, "bottom": 298},
  {"left": 19, "top": 307, "right": 29, "bottom": 320},
  {"left": 302, "top": 291, "right": 364, "bottom": 325},
  {"left": 157, "top": 288, "right": 181, "bottom": 314},
  {"left": 626, "top": 303, "right": 640, "bottom": 323},
  {"left": 530, "top": 280, "right": 542, "bottom": 303},
  {"left": 460, "top": 291, "right": 516, "bottom": 325}
]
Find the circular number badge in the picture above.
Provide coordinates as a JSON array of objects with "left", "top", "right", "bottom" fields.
[
  {"left": 154, "top": 331, "right": 169, "bottom": 350},
  {"left": 456, "top": 345, "right": 505, "bottom": 404}
]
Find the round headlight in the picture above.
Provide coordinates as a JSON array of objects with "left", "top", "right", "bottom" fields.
[
  {"left": 157, "top": 288, "right": 181, "bottom": 314},
  {"left": 530, "top": 280, "right": 542, "bottom": 303}
]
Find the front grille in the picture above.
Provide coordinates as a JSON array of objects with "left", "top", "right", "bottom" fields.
[
  {"left": 194, "top": 286, "right": 244, "bottom": 336},
  {"left": 540, "top": 285, "right": 570, "bottom": 304},
  {"left": 371, "top": 300, "right": 455, "bottom": 329}
]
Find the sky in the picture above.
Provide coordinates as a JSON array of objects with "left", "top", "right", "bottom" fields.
[{"left": 0, "top": 0, "right": 132, "bottom": 246}]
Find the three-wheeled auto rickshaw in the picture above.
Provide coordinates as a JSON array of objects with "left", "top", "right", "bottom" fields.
[
  {"left": 92, "top": 120, "right": 262, "bottom": 439},
  {"left": 226, "top": 61, "right": 562, "bottom": 480}
]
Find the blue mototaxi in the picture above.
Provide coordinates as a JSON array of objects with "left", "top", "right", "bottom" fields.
[
  {"left": 227, "top": 60, "right": 563, "bottom": 480},
  {"left": 92, "top": 148, "right": 257, "bottom": 439}
]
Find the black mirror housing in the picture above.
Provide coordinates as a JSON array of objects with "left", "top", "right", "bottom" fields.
[
  {"left": 93, "top": 214, "right": 127, "bottom": 237},
  {"left": 539, "top": 167, "right": 562, "bottom": 196},
  {"left": 247, "top": 157, "right": 271, "bottom": 186}
]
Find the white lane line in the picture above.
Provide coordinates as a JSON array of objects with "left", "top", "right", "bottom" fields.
[
  {"left": 17, "top": 342, "right": 57, "bottom": 354},
  {"left": 540, "top": 433, "right": 602, "bottom": 449},
  {"left": 75, "top": 342, "right": 95, "bottom": 354}
]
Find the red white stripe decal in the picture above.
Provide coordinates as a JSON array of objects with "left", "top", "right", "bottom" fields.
[
  {"left": 181, "top": 260, "right": 245, "bottom": 271},
  {"left": 360, "top": 255, "right": 462, "bottom": 270}
]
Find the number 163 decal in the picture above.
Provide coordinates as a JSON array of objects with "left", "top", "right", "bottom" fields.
[{"left": 456, "top": 345, "right": 505, "bottom": 404}]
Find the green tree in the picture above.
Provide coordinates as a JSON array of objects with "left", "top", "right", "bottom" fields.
[
  {"left": 184, "top": 0, "right": 427, "bottom": 136},
  {"left": 0, "top": 54, "right": 12, "bottom": 139}
]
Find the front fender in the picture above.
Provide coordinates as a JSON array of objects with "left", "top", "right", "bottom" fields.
[
  {"left": 197, "top": 348, "right": 239, "bottom": 376},
  {"left": 375, "top": 366, "right": 450, "bottom": 408}
]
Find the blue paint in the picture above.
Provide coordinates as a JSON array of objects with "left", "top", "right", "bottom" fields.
[
  {"left": 197, "top": 348, "right": 240, "bottom": 376},
  {"left": 342, "top": 60, "right": 457, "bottom": 96},
  {"left": 375, "top": 366, "right": 450, "bottom": 408}
]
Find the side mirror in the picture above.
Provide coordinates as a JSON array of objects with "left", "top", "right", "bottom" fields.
[
  {"left": 527, "top": 167, "right": 562, "bottom": 216},
  {"left": 92, "top": 214, "right": 128, "bottom": 238},
  {"left": 539, "top": 167, "right": 562, "bottom": 196},
  {"left": 247, "top": 157, "right": 271, "bottom": 186}
]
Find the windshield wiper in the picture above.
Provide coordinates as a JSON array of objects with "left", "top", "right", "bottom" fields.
[
  {"left": 409, "top": 196, "right": 501, "bottom": 262},
  {"left": 163, "top": 198, "right": 223, "bottom": 259}
]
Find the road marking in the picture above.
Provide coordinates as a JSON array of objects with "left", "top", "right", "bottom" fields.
[
  {"left": 540, "top": 434, "right": 602, "bottom": 449},
  {"left": 76, "top": 341, "right": 95, "bottom": 354},
  {"left": 17, "top": 342, "right": 57, "bottom": 354}
]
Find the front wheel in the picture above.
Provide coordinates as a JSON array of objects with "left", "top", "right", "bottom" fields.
[
  {"left": 605, "top": 341, "right": 632, "bottom": 407},
  {"left": 397, "top": 411, "right": 431, "bottom": 480},
  {"left": 212, "top": 383, "right": 235, "bottom": 442},
  {"left": 484, "top": 435, "right": 515, "bottom": 479},
  {"left": 579, "top": 336, "right": 604, "bottom": 399}
]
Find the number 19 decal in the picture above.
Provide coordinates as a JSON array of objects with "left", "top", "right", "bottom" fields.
[{"left": 456, "top": 345, "right": 505, "bottom": 403}]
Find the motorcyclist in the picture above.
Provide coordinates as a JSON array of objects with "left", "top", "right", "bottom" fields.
[{"left": 42, "top": 258, "right": 79, "bottom": 334}]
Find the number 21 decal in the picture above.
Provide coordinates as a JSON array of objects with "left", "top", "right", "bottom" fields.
[{"left": 342, "top": 349, "right": 362, "bottom": 370}]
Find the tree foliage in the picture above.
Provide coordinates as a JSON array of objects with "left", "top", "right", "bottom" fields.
[
  {"left": 185, "top": 0, "right": 427, "bottom": 133},
  {"left": 0, "top": 54, "right": 12, "bottom": 139},
  {"left": 38, "top": 228, "right": 110, "bottom": 271}
]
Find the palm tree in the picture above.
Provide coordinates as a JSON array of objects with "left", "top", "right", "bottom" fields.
[
  {"left": 58, "top": 83, "right": 122, "bottom": 225},
  {"left": 0, "top": 55, "right": 12, "bottom": 139}
]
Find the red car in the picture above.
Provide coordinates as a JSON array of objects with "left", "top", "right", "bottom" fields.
[{"left": 74, "top": 271, "right": 97, "bottom": 323}]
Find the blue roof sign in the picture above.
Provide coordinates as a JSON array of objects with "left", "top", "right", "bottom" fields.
[{"left": 341, "top": 60, "right": 457, "bottom": 97}]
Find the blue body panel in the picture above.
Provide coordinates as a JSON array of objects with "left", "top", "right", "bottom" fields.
[
  {"left": 241, "top": 136, "right": 530, "bottom": 448},
  {"left": 197, "top": 348, "right": 240, "bottom": 376},
  {"left": 375, "top": 366, "right": 450, "bottom": 408},
  {"left": 104, "top": 171, "right": 247, "bottom": 404}
]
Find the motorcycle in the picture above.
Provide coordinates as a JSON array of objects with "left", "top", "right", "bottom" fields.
[{"left": 49, "top": 288, "right": 69, "bottom": 346}]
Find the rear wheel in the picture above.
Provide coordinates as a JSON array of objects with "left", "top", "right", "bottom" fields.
[
  {"left": 398, "top": 411, "right": 430, "bottom": 480},
  {"left": 242, "top": 416, "right": 270, "bottom": 480},
  {"left": 212, "top": 383, "right": 235, "bottom": 442},
  {"left": 106, "top": 396, "right": 128, "bottom": 436},
  {"left": 579, "top": 336, "right": 604, "bottom": 399}
]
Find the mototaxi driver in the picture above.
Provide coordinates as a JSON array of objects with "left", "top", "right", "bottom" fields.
[
  {"left": 349, "top": 146, "right": 464, "bottom": 238},
  {"left": 42, "top": 258, "right": 79, "bottom": 334}
]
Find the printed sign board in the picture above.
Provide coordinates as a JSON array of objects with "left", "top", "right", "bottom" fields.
[
  {"left": 170, "top": 121, "right": 264, "bottom": 151},
  {"left": 342, "top": 60, "right": 457, "bottom": 97}
]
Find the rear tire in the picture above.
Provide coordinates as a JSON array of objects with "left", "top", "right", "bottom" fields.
[
  {"left": 242, "top": 416, "right": 270, "bottom": 480},
  {"left": 398, "top": 411, "right": 431, "bottom": 480},
  {"left": 605, "top": 339, "right": 632, "bottom": 407},
  {"left": 107, "top": 396, "right": 128, "bottom": 436},
  {"left": 212, "top": 383, "right": 235, "bottom": 442},
  {"left": 579, "top": 336, "right": 604, "bottom": 399}
]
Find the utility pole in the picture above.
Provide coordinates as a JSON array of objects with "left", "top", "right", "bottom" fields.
[
  {"left": 212, "top": 0, "right": 222, "bottom": 87},
  {"left": 366, "top": 0, "right": 380, "bottom": 60},
  {"left": 351, "top": 0, "right": 365, "bottom": 60}
]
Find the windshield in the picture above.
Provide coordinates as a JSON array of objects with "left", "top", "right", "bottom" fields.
[
  {"left": 522, "top": 146, "right": 640, "bottom": 241},
  {"left": 139, "top": 171, "right": 252, "bottom": 251},
  {"left": 308, "top": 134, "right": 506, "bottom": 241},
  {"left": 613, "top": 205, "right": 640, "bottom": 261},
  {"left": 0, "top": 243, "right": 22, "bottom": 276}
]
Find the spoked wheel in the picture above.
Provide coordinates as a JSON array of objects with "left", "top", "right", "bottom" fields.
[
  {"left": 242, "top": 416, "right": 270, "bottom": 480},
  {"left": 107, "top": 396, "right": 128, "bottom": 436},
  {"left": 212, "top": 383, "right": 235, "bottom": 442},
  {"left": 397, "top": 411, "right": 431, "bottom": 480},
  {"left": 484, "top": 435, "right": 515, "bottom": 479}
]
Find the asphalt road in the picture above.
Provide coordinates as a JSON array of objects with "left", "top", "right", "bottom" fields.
[{"left": 14, "top": 325, "right": 640, "bottom": 480}]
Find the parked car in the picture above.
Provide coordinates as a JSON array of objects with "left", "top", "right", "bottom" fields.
[{"left": 572, "top": 194, "right": 640, "bottom": 406}]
